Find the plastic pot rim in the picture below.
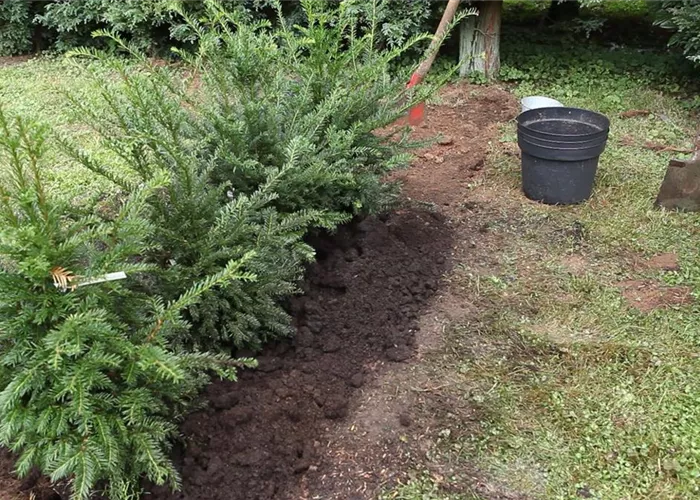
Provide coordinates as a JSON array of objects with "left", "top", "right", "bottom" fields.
[{"left": 517, "top": 107, "right": 610, "bottom": 138}]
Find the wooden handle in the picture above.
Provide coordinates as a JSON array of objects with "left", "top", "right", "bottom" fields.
[{"left": 414, "top": 0, "right": 462, "bottom": 80}]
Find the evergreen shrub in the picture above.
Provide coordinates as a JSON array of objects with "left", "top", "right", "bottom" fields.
[
  {"left": 0, "top": 1, "right": 441, "bottom": 497},
  {"left": 68, "top": 0, "right": 436, "bottom": 351},
  {"left": 0, "top": 106, "right": 256, "bottom": 499}
]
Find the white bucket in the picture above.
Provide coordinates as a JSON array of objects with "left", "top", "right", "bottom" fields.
[{"left": 521, "top": 96, "right": 564, "bottom": 113}]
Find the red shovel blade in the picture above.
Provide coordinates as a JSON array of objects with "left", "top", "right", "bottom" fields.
[
  {"left": 406, "top": 72, "right": 425, "bottom": 126},
  {"left": 408, "top": 103, "right": 425, "bottom": 126}
]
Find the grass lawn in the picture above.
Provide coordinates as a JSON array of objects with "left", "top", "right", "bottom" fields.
[
  {"left": 0, "top": 57, "right": 117, "bottom": 201},
  {"left": 503, "top": 0, "right": 651, "bottom": 23},
  {"left": 386, "top": 7, "right": 700, "bottom": 500}
]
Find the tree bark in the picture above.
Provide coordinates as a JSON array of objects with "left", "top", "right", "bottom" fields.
[{"left": 459, "top": 1, "right": 503, "bottom": 79}]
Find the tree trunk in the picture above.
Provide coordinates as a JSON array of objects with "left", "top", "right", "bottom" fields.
[
  {"left": 459, "top": 1, "right": 503, "bottom": 79},
  {"left": 547, "top": 0, "right": 580, "bottom": 22}
]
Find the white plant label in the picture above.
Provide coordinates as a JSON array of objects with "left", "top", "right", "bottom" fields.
[
  {"left": 77, "top": 272, "right": 128, "bottom": 287},
  {"left": 53, "top": 272, "right": 128, "bottom": 290}
]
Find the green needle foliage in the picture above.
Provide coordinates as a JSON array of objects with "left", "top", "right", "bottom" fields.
[
  {"left": 0, "top": 106, "right": 256, "bottom": 499},
  {"left": 185, "top": 0, "right": 435, "bottom": 216},
  {"left": 64, "top": 54, "right": 346, "bottom": 350},
  {"left": 66, "top": 0, "right": 437, "bottom": 351}
]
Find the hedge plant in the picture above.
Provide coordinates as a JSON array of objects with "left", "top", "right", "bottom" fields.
[
  {"left": 0, "top": 0, "right": 33, "bottom": 55},
  {"left": 68, "top": 0, "right": 437, "bottom": 352},
  {"left": 656, "top": 0, "right": 700, "bottom": 63},
  {"left": 0, "top": 106, "right": 256, "bottom": 499}
]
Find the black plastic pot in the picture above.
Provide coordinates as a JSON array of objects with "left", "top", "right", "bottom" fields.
[{"left": 517, "top": 107, "right": 610, "bottom": 205}]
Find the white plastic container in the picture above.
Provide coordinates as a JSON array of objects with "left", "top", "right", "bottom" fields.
[{"left": 521, "top": 96, "right": 564, "bottom": 114}]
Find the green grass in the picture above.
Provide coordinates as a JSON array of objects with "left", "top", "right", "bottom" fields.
[
  {"left": 0, "top": 56, "right": 117, "bottom": 201},
  {"left": 585, "top": 0, "right": 650, "bottom": 19},
  {"left": 504, "top": 0, "right": 649, "bottom": 17},
  {"left": 390, "top": 20, "right": 700, "bottom": 500},
  {"left": 448, "top": 257, "right": 700, "bottom": 498},
  {"left": 473, "top": 74, "right": 700, "bottom": 498}
]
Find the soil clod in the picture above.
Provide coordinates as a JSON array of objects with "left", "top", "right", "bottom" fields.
[
  {"left": 349, "top": 373, "right": 365, "bottom": 388},
  {"left": 323, "top": 396, "right": 350, "bottom": 420},
  {"left": 210, "top": 392, "right": 240, "bottom": 410},
  {"left": 647, "top": 253, "right": 680, "bottom": 271},
  {"left": 398, "top": 412, "right": 413, "bottom": 427},
  {"left": 618, "top": 280, "right": 693, "bottom": 312},
  {"left": 386, "top": 346, "right": 412, "bottom": 362}
]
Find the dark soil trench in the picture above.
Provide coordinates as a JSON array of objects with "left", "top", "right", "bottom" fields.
[
  {"left": 149, "top": 211, "right": 454, "bottom": 500},
  {"left": 149, "top": 82, "right": 519, "bottom": 499}
]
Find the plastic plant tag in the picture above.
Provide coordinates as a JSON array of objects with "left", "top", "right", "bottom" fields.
[
  {"left": 53, "top": 271, "right": 127, "bottom": 291},
  {"left": 76, "top": 272, "right": 127, "bottom": 287}
]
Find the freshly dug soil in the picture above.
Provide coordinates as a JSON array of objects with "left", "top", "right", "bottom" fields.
[{"left": 148, "top": 210, "right": 454, "bottom": 500}]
